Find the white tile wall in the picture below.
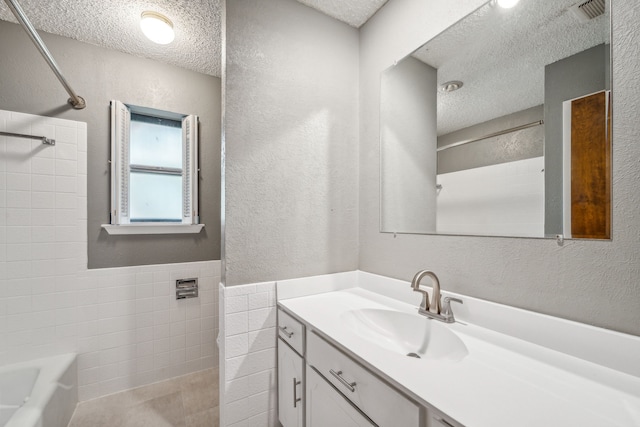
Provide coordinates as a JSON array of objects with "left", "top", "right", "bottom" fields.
[
  {"left": 75, "top": 260, "right": 220, "bottom": 401},
  {"left": 0, "top": 109, "right": 87, "bottom": 368},
  {"left": 220, "top": 281, "right": 278, "bottom": 427},
  {"left": 436, "top": 156, "right": 545, "bottom": 237},
  {"left": 0, "top": 109, "right": 220, "bottom": 402}
]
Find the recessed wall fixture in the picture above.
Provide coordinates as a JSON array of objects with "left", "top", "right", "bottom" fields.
[
  {"left": 493, "top": 0, "right": 521, "bottom": 8},
  {"left": 440, "top": 81, "right": 464, "bottom": 93},
  {"left": 140, "top": 11, "right": 175, "bottom": 45}
]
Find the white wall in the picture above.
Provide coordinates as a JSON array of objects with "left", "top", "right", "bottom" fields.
[
  {"left": 221, "top": 0, "right": 360, "bottom": 424},
  {"left": 223, "top": 0, "right": 360, "bottom": 286},
  {"left": 380, "top": 56, "right": 437, "bottom": 233},
  {"left": 75, "top": 261, "right": 219, "bottom": 401},
  {"left": 359, "top": 0, "right": 640, "bottom": 336},
  {"left": 0, "top": 110, "right": 219, "bottom": 401},
  {"left": 436, "top": 157, "right": 544, "bottom": 237}
]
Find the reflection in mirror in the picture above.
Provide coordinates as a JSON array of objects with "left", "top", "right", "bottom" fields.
[{"left": 380, "top": 0, "right": 611, "bottom": 239}]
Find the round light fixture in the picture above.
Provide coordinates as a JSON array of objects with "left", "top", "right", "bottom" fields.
[
  {"left": 440, "top": 81, "right": 464, "bottom": 93},
  {"left": 496, "top": 0, "right": 520, "bottom": 8},
  {"left": 140, "top": 11, "right": 175, "bottom": 45}
]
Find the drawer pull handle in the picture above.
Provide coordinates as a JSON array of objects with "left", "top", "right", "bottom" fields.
[
  {"left": 330, "top": 369, "right": 356, "bottom": 392},
  {"left": 435, "top": 418, "right": 455, "bottom": 427},
  {"left": 279, "top": 326, "right": 294, "bottom": 338},
  {"left": 293, "top": 378, "right": 301, "bottom": 408}
]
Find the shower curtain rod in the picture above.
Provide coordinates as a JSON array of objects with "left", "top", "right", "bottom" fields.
[
  {"left": 4, "top": 0, "right": 86, "bottom": 109},
  {"left": 437, "top": 120, "right": 543, "bottom": 152}
]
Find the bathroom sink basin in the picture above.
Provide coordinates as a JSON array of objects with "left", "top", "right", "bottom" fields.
[{"left": 341, "top": 308, "right": 468, "bottom": 361}]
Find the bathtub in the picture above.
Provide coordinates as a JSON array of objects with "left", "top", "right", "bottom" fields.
[{"left": 0, "top": 353, "right": 77, "bottom": 427}]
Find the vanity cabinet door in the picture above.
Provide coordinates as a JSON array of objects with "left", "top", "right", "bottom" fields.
[
  {"left": 306, "top": 366, "right": 375, "bottom": 427},
  {"left": 278, "top": 339, "right": 304, "bottom": 427}
]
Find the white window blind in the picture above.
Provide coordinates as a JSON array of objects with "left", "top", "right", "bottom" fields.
[
  {"left": 111, "top": 100, "right": 131, "bottom": 225},
  {"left": 182, "top": 114, "right": 198, "bottom": 224},
  {"left": 109, "top": 100, "right": 199, "bottom": 228}
]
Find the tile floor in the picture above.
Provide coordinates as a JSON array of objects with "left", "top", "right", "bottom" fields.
[{"left": 68, "top": 368, "right": 219, "bottom": 427}]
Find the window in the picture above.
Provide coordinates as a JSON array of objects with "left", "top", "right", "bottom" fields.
[{"left": 105, "top": 100, "right": 202, "bottom": 234}]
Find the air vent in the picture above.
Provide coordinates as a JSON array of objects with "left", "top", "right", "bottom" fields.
[{"left": 570, "top": 0, "right": 606, "bottom": 22}]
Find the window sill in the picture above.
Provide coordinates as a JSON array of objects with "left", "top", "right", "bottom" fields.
[{"left": 101, "top": 224, "right": 205, "bottom": 235}]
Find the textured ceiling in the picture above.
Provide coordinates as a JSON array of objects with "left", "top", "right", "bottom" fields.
[
  {"left": 412, "top": 0, "right": 610, "bottom": 135},
  {"left": 0, "top": 0, "right": 609, "bottom": 129},
  {"left": 296, "top": 0, "right": 388, "bottom": 27},
  {"left": 0, "top": 0, "right": 221, "bottom": 76},
  {"left": 0, "top": 0, "right": 387, "bottom": 78}
]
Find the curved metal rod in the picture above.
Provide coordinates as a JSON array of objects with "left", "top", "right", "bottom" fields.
[
  {"left": 437, "top": 120, "right": 543, "bottom": 152},
  {"left": 4, "top": 0, "right": 86, "bottom": 109}
]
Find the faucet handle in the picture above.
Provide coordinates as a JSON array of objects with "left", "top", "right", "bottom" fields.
[{"left": 441, "top": 297, "right": 463, "bottom": 322}]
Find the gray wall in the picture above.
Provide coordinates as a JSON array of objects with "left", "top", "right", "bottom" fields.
[
  {"left": 544, "top": 44, "right": 608, "bottom": 236},
  {"left": 360, "top": 0, "right": 640, "bottom": 336},
  {"left": 437, "top": 105, "right": 543, "bottom": 174},
  {"left": 223, "top": 0, "right": 360, "bottom": 286},
  {"left": 0, "top": 21, "right": 221, "bottom": 268},
  {"left": 380, "top": 56, "right": 437, "bottom": 233}
]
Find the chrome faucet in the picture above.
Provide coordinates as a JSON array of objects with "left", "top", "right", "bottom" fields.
[
  {"left": 410, "top": 270, "right": 463, "bottom": 323},
  {"left": 410, "top": 270, "right": 441, "bottom": 314}
]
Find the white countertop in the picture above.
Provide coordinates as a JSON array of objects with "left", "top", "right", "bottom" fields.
[{"left": 278, "top": 281, "right": 640, "bottom": 427}]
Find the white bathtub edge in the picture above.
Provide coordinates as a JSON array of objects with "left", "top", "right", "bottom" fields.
[{"left": 3, "top": 353, "right": 77, "bottom": 427}]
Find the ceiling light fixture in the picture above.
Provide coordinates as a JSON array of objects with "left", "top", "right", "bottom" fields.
[
  {"left": 440, "top": 81, "right": 464, "bottom": 93},
  {"left": 140, "top": 11, "right": 175, "bottom": 45},
  {"left": 495, "top": 0, "right": 520, "bottom": 8}
]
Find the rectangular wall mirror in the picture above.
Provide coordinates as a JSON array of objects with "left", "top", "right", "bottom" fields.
[{"left": 380, "top": 0, "right": 611, "bottom": 239}]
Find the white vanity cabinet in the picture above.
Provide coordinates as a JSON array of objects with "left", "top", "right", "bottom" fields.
[
  {"left": 278, "top": 339, "right": 304, "bottom": 427},
  {"left": 278, "top": 309, "right": 305, "bottom": 427},
  {"left": 278, "top": 307, "right": 462, "bottom": 427},
  {"left": 276, "top": 276, "right": 640, "bottom": 427}
]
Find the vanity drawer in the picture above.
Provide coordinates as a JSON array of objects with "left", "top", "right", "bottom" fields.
[
  {"left": 307, "top": 331, "right": 421, "bottom": 427},
  {"left": 278, "top": 309, "right": 305, "bottom": 355}
]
